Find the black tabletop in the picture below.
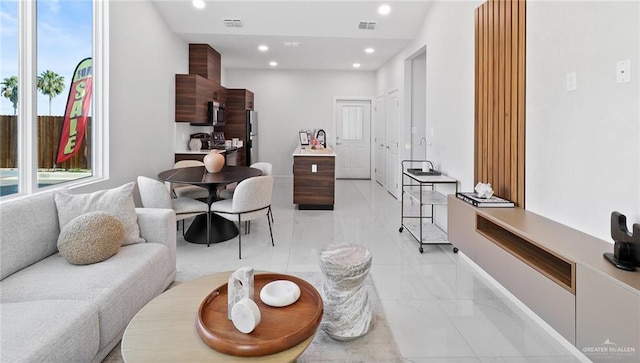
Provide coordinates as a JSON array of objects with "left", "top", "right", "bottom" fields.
[{"left": 158, "top": 166, "right": 262, "bottom": 186}]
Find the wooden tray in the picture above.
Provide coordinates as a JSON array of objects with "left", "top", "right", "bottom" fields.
[{"left": 195, "top": 273, "right": 323, "bottom": 357}]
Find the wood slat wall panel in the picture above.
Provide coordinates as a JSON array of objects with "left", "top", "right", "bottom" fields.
[
  {"left": 474, "top": 9, "right": 481, "bottom": 183},
  {"left": 511, "top": 0, "right": 520, "bottom": 201},
  {"left": 474, "top": 0, "right": 526, "bottom": 207},
  {"left": 517, "top": 0, "right": 526, "bottom": 206}
]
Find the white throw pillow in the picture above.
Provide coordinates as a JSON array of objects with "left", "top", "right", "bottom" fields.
[
  {"left": 57, "top": 211, "right": 124, "bottom": 265},
  {"left": 54, "top": 182, "right": 145, "bottom": 245}
]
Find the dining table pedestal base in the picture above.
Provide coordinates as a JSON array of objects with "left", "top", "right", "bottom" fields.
[{"left": 184, "top": 214, "right": 238, "bottom": 244}]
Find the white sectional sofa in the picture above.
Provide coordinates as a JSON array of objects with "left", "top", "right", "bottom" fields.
[{"left": 0, "top": 186, "right": 177, "bottom": 362}]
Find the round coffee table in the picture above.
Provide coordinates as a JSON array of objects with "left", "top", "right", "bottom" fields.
[{"left": 121, "top": 272, "right": 316, "bottom": 362}]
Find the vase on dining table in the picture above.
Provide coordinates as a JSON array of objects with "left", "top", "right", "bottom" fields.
[{"left": 204, "top": 150, "right": 225, "bottom": 173}]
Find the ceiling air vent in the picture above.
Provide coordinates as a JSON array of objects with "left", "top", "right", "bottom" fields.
[
  {"left": 283, "top": 41, "right": 300, "bottom": 47},
  {"left": 358, "top": 21, "right": 376, "bottom": 30},
  {"left": 223, "top": 19, "right": 243, "bottom": 28}
]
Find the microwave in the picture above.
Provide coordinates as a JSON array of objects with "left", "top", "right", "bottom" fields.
[{"left": 208, "top": 101, "right": 225, "bottom": 126}]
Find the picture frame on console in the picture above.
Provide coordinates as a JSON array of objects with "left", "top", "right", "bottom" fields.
[
  {"left": 212, "top": 132, "right": 225, "bottom": 148},
  {"left": 299, "top": 131, "right": 309, "bottom": 146}
]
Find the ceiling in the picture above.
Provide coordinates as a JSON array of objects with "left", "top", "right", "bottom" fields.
[{"left": 152, "top": 0, "right": 432, "bottom": 71}]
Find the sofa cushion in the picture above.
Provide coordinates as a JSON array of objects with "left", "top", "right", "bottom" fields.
[
  {"left": 0, "top": 192, "right": 60, "bottom": 280},
  {"left": 57, "top": 211, "right": 124, "bottom": 265},
  {"left": 54, "top": 182, "right": 145, "bottom": 246},
  {"left": 0, "top": 243, "right": 173, "bottom": 349},
  {"left": 0, "top": 300, "right": 99, "bottom": 363}
]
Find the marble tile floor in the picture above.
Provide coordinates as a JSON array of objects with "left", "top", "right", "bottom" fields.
[{"left": 174, "top": 178, "right": 590, "bottom": 362}]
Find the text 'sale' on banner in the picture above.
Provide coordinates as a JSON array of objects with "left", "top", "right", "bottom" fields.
[{"left": 56, "top": 57, "right": 93, "bottom": 164}]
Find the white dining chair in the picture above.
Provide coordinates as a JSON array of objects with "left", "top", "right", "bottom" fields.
[
  {"left": 137, "top": 176, "right": 210, "bottom": 244},
  {"left": 220, "top": 162, "right": 274, "bottom": 223},
  {"left": 171, "top": 160, "right": 209, "bottom": 200},
  {"left": 210, "top": 175, "right": 274, "bottom": 259}
]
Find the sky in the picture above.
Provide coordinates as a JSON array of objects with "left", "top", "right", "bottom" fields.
[{"left": 0, "top": 0, "right": 93, "bottom": 116}]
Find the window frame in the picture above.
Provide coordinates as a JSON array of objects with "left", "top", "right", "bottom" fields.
[{"left": 4, "top": 0, "right": 108, "bottom": 201}]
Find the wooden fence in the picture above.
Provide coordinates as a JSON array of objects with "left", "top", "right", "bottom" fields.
[{"left": 0, "top": 115, "right": 91, "bottom": 170}]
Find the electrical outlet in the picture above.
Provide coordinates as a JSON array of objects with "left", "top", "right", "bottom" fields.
[
  {"left": 312, "top": 164, "right": 317, "bottom": 173},
  {"left": 617, "top": 59, "right": 630, "bottom": 83}
]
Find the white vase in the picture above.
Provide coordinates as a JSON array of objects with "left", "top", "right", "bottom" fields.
[
  {"left": 189, "top": 138, "right": 202, "bottom": 151},
  {"left": 203, "top": 150, "right": 225, "bottom": 173}
]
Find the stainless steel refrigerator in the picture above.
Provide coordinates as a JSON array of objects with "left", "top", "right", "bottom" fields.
[{"left": 247, "top": 110, "right": 258, "bottom": 165}]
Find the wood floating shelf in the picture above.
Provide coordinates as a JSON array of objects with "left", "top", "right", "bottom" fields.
[{"left": 476, "top": 215, "right": 576, "bottom": 294}]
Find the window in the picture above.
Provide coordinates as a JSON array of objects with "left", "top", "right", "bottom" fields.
[
  {"left": 0, "top": 0, "right": 19, "bottom": 196},
  {"left": 342, "top": 105, "right": 364, "bottom": 141},
  {"left": 0, "top": 0, "right": 106, "bottom": 198}
]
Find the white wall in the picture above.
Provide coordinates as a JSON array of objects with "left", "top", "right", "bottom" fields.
[
  {"left": 410, "top": 51, "right": 427, "bottom": 161},
  {"left": 526, "top": 1, "right": 640, "bottom": 242},
  {"left": 223, "top": 69, "right": 376, "bottom": 176},
  {"left": 378, "top": 0, "right": 640, "bottom": 243},
  {"left": 75, "top": 0, "right": 187, "bottom": 194},
  {"left": 377, "top": 0, "right": 480, "bottom": 193}
]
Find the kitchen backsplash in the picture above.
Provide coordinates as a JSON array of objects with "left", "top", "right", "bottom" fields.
[{"left": 174, "top": 123, "right": 214, "bottom": 152}]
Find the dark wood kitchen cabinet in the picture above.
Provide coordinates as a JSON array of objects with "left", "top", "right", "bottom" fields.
[
  {"left": 175, "top": 44, "right": 226, "bottom": 123},
  {"left": 224, "top": 89, "right": 254, "bottom": 166},
  {"left": 188, "top": 44, "right": 221, "bottom": 85},
  {"left": 175, "top": 74, "right": 215, "bottom": 123}
]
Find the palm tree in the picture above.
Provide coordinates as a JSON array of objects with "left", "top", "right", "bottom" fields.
[
  {"left": 37, "top": 70, "right": 65, "bottom": 115},
  {"left": 1, "top": 76, "right": 19, "bottom": 115}
]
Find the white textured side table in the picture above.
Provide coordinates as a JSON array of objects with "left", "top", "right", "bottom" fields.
[{"left": 319, "top": 244, "right": 374, "bottom": 341}]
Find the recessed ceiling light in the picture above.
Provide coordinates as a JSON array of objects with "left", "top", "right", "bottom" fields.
[
  {"left": 269, "top": 61, "right": 278, "bottom": 67},
  {"left": 258, "top": 45, "right": 269, "bottom": 52},
  {"left": 353, "top": 63, "right": 361, "bottom": 68},
  {"left": 192, "top": 0, "right": 205, "bottom": 9},
  {"left": 378, "top": 4, "right": 391, "bottom": 15},
  {"left": 365, "top": 48, "right": 375, "bottom": 54}
]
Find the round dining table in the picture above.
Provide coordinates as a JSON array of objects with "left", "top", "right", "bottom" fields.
[{"left": 158, "top": 165, "right": 262, "bottom": 245}]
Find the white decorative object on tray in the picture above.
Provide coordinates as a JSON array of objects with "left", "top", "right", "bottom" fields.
[
  {"left": 228, "top": 267, "right": 254, "bottom": 319},
  {"left": 474, "top": 182, "right": 494, "bottom": 199},
  {"left": 260, "top": 280, "right": 301, "bottom": 307},
  {"left": 231, "top": 297, "right": 261, "bottom": 334}
]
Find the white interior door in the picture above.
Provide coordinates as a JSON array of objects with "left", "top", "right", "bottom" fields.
[
  {"left": 374, "top": 95, "right": 386, "bottom": 186},
  {"left": 335, "top": 100, "right": 371, "bottom": 179},
  {"left": 386, "top": 91, "right": 400, "bottom": 198}
]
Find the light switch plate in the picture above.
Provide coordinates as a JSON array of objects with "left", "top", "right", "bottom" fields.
[
  {"left": 566, "top": 72, "right": 577, "bottom": 91},
  {"left": 617, "top": 59, "right": 630, "bottom": 83},
  {"left": 312, "top": 164, "right": 317, "bottom": 173}
]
